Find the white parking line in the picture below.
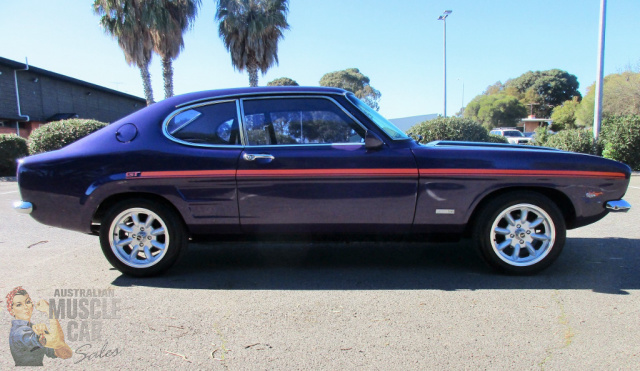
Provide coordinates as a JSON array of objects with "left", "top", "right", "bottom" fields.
[
  {"left": 628, "top": 186, "right": 640, "bottom": 190},
  {"left": 0, "top": 191, "right": 18, "bottom": 195}
]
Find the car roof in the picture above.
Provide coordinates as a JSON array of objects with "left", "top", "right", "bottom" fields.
[{"left": 167, "top": 86, "right": 350, "bottom": 108}]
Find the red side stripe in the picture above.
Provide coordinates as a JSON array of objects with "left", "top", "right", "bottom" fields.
[
  {"left": 237, "top": 169, "right": 418, "bottom": 177},
  {"left": 126, "top": 168, "right": 625, "bottom": 180},
  {"left": 419, "top": 168, "right": 626, "bottom": 178},
  {"left": 133, "top": 170, "right": 236, "bottom": 179}
]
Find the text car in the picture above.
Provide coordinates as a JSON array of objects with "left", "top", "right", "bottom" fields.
[{"left": 14, "top": 87, "right": 631, "bottom": 276}]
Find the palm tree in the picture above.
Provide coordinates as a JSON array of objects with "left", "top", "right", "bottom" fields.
[
  {"left": 216, "top": 0, "right": 289, "bottom": 87},
  {"left": 147, "top": 0, "right": 201, "bottom": 99},
  {"left": 94, "top": 0, "right": 155, "bottom": 105}
]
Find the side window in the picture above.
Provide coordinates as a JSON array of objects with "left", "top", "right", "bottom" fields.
[
  {"left": 165, "top": 101, "right": 239, "bottom": 145},
  {"left": 242, "top": 98, "right": 366, "bottom": 146}
]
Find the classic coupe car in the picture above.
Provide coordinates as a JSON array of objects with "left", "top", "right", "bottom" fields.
[{"left": 14, "top": 87, "right": 631, "bottom": 276}]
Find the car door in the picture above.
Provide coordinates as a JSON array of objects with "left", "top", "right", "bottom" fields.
[
  {"left": 236, "top": 96, "right": 418, "bottom": 234},
  {"left": 161, "top": 100, "right": 243, "bottom": 234}
]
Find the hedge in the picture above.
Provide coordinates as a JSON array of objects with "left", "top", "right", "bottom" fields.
[
  {"left": 0, "top": 134, "right": 29, "bottom": 176},
  {"left": 28, "top": 119, "right": 108, "bottom": 155},
  {"left": 601, "top": 115, "right": 640, "bottom": 170},
  {"left": 407, "top": 116, "right": 508, "bottom": 144},
  {"left": 532, "top": 115, "right": 640, "bottom": 170},
  {"left": 540, "top": 128, "right": 597, "bottom": 155}
]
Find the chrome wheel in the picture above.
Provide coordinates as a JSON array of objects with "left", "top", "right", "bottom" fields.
[
  {"left": 108, "top": 207, "right": 170, "bottom": 269},
  {"left": 473, "top": 193, "right": 566, "bottom": 274},
  {"left": 490, "top": 203, "right": 555, "bottom": 266}
]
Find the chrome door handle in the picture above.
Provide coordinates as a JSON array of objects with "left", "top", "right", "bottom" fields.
[{"left": 243, "top": 153, "right": 275, "bottom": 161}]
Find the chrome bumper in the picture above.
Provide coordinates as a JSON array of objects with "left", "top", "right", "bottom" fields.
[
  {"left": 13, "top": 201, "right": 33, "bottom": 214},
  {"left": 606, "top": 199, "right": 631, "bottom": 212}
]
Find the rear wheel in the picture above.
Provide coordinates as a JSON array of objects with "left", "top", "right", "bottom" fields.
[
  {"left": 473, "top": 192, "right": 566, "bottom": 274},
  {"left": 99, "top": 199, "right": 187, "bottom": 277}
]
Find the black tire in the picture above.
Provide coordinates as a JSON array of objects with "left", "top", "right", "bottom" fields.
[
  {"left": 473, "top": 192, "right": 566, "bottom": 275},
  {"left": 99, "top": 199, "right": 188, "bottom": 277}
]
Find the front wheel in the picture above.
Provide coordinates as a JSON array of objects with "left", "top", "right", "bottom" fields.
[
  {"left": 99, "top": 199, "right": 187, "bottom": 277},
  {"left": 473, "top": 192, "right": 566, "bottom": 274}
]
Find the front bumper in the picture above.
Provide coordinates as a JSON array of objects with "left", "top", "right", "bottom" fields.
[
  {"left": 606, "top": 199, "right": 631, "bottom": 212},
  {"left": 13, "top": 201, "right": 32, "bottom": 214}
]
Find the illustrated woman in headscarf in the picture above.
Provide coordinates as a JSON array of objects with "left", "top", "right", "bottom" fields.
[{"left": 6, "top": 286, "right": 72, "bottom": 366}]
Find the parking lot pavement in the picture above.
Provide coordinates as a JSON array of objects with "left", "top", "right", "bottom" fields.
[{"left": 1, "top": 179, "right": 639, "bottom": 369}]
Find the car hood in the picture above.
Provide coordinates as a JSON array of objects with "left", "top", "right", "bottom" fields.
[{"left": 413, "top": 141, "right": 631, "bottom": 178}]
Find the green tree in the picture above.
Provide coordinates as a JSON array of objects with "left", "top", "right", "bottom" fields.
[
  {"left": 576, "top": 70, "right": 640, "bottom": 127},
  {"left": 319, "top": 68, "right": 381, "bottom": 111},
  {"left": 464, "top": 94, "right": 527, "bottom": 130},
  {"left": 484, "top": 81, "right": 504, "bottom": 95},
  {"left": 267, "top": 77, "right": 299, "bottom": 86},
  {"left": 550, "top": 97, "right": 580, "bottom": 130},
  {"left": 94, "top": 0, "right": 155, "bottom": 105},
  {"left": 147, "top": 0, "right": 201, "bottom": 99},
  {"left": 216, "top": 0, "right": 290, "bottom": 87},
  {"left": 505, "top": 69, "right": 581, "bottom": 118}
]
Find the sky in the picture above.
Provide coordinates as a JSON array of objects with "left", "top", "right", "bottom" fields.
[{"left": 2, "top": 0, "right": 639, "bottom": 120}]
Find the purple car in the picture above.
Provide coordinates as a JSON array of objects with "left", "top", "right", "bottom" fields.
[{"left": 13, "top": 87, "right": 631, "bottom": 276}]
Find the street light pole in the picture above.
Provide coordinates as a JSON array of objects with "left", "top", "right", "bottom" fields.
[
  {"left": 438, "top": 10, "right": 452, "bottom": 117},
  {"left": 593, "top": 0, "right": 607, "bottom": 140},
  {"left": 458, "top": 77, "right": 464, "bottom": 113}
]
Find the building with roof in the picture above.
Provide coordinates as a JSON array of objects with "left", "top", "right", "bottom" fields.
[
  {"left": 0, "top": 56, "right": 145, "bottom": 138},
  {"left": 518, "top": 115, "right": 552, "bottom": 133}
]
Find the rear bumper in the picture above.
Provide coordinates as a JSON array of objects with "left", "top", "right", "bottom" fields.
[
  {"left": 13, "top": 200, "right": 33, "bottom": 214},
  {"left": 606, "top": 199, "right": 631, "bottom": 212}
]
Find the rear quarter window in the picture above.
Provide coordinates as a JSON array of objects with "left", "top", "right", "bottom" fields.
[{"left": 165, "top": 101, "right": 240, "bottom": 146}]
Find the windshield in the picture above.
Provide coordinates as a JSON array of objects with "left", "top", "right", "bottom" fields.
[
  {"left": 503, "top": 130, "right": 524, "bottom": 137},
  {"left": 345, "top": 94, "right": 409, "bottom": 140}
]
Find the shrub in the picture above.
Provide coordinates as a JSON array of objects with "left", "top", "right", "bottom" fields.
[
  {"left": 531, "top": 126, "right": 552, "bottom": 146},
  {"left": 487, "top": 134, "right": 509, "bottom": 144},
  {"left": 601, "top": 115, "right": 640, "bottom": 170},
  {"left": 542, "top": 128, "right": 596, "bottom": 155},
  {"left": 407, "top": 116, "right": 506, "bottom": 144},
  {"left": 28, "top": 119, "right": 107, "bottom": 155},
  {"left": 0, "top": 134, "right": 29, "bottom": 176}
]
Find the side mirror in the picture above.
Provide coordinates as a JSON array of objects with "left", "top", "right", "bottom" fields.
[
  {"left": 408, "top": 132, "right": 423, "bottom": 143},
  {"left": 364, "top": 130, "right": 384, "bottom": 150}
]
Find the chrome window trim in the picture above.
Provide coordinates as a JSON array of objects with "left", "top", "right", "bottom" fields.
[
  {"left": 175, "top": 90, "right": 348, "bottom": 109},
  {"left": 168, "top": 111, "right": 202, "bottom": 135},
  {"left": 235, "top": 99, "right": 247, "bottom": 146},
  {"left": 162, "top": 99, "right": 245, "bottom": 149},
  {"left": 237, "top": 97, "right": 248, "bottom": 146},
  {"left": 343, "top": 93, "right": 411, "bottom": 141},
  {"left": 239, "top": 95, "right": 368, "bottom": 147},
  {"left": 238, "top": 143, "right": 365, "bottom": 149}
]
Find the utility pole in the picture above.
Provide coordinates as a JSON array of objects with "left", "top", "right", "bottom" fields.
[
  {"left": 438, "top": 10, "right": 452, "bottom": 117},
  {"left": 593, "top": 0, "right": 607, "bottom": 140}
]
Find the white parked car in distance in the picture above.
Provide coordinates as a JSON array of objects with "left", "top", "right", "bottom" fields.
[{"left": 490, "top": 128, "right": 533, "bottom": 144}]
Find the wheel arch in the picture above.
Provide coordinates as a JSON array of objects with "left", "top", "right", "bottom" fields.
[
  {"left": 91, "top": 192, "right": 187, "bottom": 235},
  {"left": 465, "top": 186, "right": 576, "bottom": 237}
]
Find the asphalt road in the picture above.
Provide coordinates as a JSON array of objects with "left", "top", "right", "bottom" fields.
[{"left": 1, "top": 178, "right": 639, "bottom": 370}]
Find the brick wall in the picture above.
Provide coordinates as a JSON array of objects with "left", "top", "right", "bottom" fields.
[
  {"left": 0, "top": 64, "right": 20, "bottom": 120},
  {"left": 0, "top": 61, "right": 145, "bottom": 138}
]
